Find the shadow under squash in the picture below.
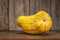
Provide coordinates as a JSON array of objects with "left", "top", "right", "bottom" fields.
[{"left": 16, "top": 30, "right": 51, "bottom": 36}]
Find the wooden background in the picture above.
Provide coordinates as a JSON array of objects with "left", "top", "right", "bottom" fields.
[{"left": 0, "top": 0, "right": 60, "bottom": 30}]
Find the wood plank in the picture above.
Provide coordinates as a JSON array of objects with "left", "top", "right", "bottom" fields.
[
  {"left": 9, "top": 0, "right": 24, "bottom": 30},
  {"left": 24, "top": 0, "right": 29, "bottom": 15},
  {"left": 29, "top": 0, "right": 36, "bottom": 15},
  {"left": 0, "top": 0, "right": 9, "bottom": 30},
  {"left": 46, "top": 0, "right": 51, "bottom": 15},
  {"left": 29, "top": 0, "right": 43, "bottom": 15},
  {"left": 15, "top": 0, "right": 24, "bottom": 30},
  {"left": 39, "top": 0, "right": 43, "bottom": 10},
  {"left": 42, "top": 0, "right": 47, "bottom": 11},
  {"left": 0, "top": 31, "right": 60, "bottom": 40},
  {"left": 3, "top": 0, "right": 9, "bottom": 30},
  {"left": 35, "top": 0, "right": 40, "bottom": 13},
  {"left": 50, "top": 0, "right": 57, "bottom": 30},
  {"left": 55, "top": 0, "right": 60, "bottom": 30},
  {"left": 35, "top": 0, "right": 43, "bottom": 13},
  {"left": 0, "top": 0, "right": 2, "bottom": 30},
  {"left": 9, "top": 0, "right": 16, "bottom": 30},
  {"left": 42, "top": 0, "right": 51, "bottom": 15}
]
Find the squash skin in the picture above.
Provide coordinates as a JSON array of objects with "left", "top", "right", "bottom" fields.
[{"left": 17, "top": 11, "right": 52, "bottom": 34}]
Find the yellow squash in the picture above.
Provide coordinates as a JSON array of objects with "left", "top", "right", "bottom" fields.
[{"left": 16, "top": 11, "right": 52, "bottom": 34}]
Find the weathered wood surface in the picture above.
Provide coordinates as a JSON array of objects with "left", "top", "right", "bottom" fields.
[
  {"left": 0, "top": 31, "right": 60, "bottom": 40},
  {"left": 9, "top": 0, "right": 60, "bottom": 30},
  {"left": 24, "top": 0, "right": 29, "bottom": 15},
  {"left": 0, "top": 0, "right": 9, "bottom": 30},
  {"left": 55, "top": 0, "right": 60, "bottom": 30},
  {"left": 9, "top": 0, "right": 24, "bottom": 30},
  {"left": 0, "top": 0, "right": 60, "bottom": 30},
  {"left": 50, "top": 0, "right": 57, "bottom": 30}
]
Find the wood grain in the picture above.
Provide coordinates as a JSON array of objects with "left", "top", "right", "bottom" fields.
[
  {"left": 50, "top": 0, "right": 57, "bottom": 30},
  {"left": 55, "top": 0, "right": 60, "bottom": 30},
  {"left": 42, "top": 0, "right": 51, "bottom": 14},
  {"left": 24, "top": 0, "right": 29, "bottom": 15},
  {"left": 15, "top": 0, "right": 24, "bottom": 30},
  {"left": 35, "top": 0, "right": 40, "bottom": 13},
  {"left": 0, "top": 31, "right": 60, "bottom": 40},
  {"left": 9, "top": 0, "right": 16, "bottom": 30},
  {"left": 0, "top": 0, "right": 2, "bottom": 30},
  {"left": 0, "top": 0, "right": 60, "bottom": 30},
  {"left": 39, "top": 0, "right": 43, "bottom": 10},
  {"left": 29, "top": 0, "right": 36, "bottom": 15},
  {"left": 0, "top": 0, "right": 9, "bottom": 30},
  {"left": 9, "top": 0, "right": 24, "bottom": 30}
]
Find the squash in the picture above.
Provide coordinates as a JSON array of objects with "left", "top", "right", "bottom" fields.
[{"left": 16, "top": 11, "right": 52, "bottom": 34}]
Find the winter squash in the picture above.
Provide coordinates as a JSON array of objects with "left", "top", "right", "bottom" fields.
[{"left": 16, "top": 11, "right": 52, "bottom": 34}]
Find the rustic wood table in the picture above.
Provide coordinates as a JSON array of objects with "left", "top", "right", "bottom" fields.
[{"left": 0, "top": 30, "right": 60, "bottom": 40}]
